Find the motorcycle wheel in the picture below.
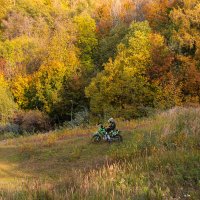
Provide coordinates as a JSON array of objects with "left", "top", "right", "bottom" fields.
[
  {"left": 114, "top": 134, "right": 123, "bottom": 142},
  {"left": 92, "top": 135, "right": 101, "bottom": 143}
]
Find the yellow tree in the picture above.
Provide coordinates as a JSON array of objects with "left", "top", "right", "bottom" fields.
[
  {"left": 11, "top": 75, "right": 30, "bottom": 109},
  {"left": 74, "top": 14, "right": 97, "bottom": 73},
  {"left": 0, "top": 0, "right": 13, "bottom": 19},
  {"left": 29, "top": 61, "right": 67, "bottom": 114}
]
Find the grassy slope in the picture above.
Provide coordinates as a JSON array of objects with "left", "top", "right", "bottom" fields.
[
  {"left": 0, "top": 130, "right": 115, "bottom": 187},
  {"left": 0, "top": 108, "right": 200, "bottom": 200}
]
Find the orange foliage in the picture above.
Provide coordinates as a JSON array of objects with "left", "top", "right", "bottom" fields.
[
  {"left": 120, "top": 0, "right": 136, "bottom": 23},
  {"left": 143, "top": 0, "right": 178, "bottom": 31},
  {"left": 95, "top": 2, "right": 113, "bottom": 35},
  {"left": 176, "top": 56, "right": 200, "bottom": 102},
  {"left": 95, "top": 0, "right": 136, "bottom": 36},
  {"left": 0, "top": 58, "right": 6, "bottom": 75},
  {"left": 148, "top": 34, "right": 175, "bottom": 82}
]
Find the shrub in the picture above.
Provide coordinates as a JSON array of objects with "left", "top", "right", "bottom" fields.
[
  {"left": 63, "top": 109, "right": 89, "bottom": 129},
  {"left": 12, "top": 110, "right": 50, "bottom": 133},
  {"left": 0, "top": 123, "right": 20, "bottom": 134}
]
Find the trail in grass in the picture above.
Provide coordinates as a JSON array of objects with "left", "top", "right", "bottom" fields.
[
  {"left": 0, "top": 144, "right": 30, "bottom": 190},
  {"left": 0, "top": 131, "right": 130, "bottom": 190}
]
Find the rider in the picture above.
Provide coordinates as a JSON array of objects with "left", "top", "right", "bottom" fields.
[
  {"left": 106, "top": 118, "right": 116, "bottom": 133},
  {"left": 105, "top": 118, "right": 116, "bottom": 141}
]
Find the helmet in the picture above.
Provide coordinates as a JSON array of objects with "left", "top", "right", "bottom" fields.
[
  {"left": 108, "top": 118, "right": 114, "bottom": 123},
  {"left": 99, "top": 124, "right": 103, "bottom": 128}
]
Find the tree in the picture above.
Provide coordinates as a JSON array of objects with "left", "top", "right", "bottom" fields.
[
  {"left": 0, "top": 74, "right": 17, "bottom": 123},
  {"left": 169, "top": 0, "right": 200, "bottom": 57},
  {"left": 175, "top": 55, "right": 200, "bottom": 103},
  {"left": 112, "top": 0, "right": 136, "bottom": 24},
  {"left": 0, "top": 0, "right": 12, "bottom": 20},
  {"left": 1, "top": 11, "right": 34, "bottom": 40},
  {"left": 0, "top": 36, "right": 40, "bottom": 75},
  {"left": 85, "top": 21, "right": 156, "bottom": 119},
  {"left": 143, "top": 0, "right": 178, "bottom": 39},
  {"left": 29, "top": 61, "right": 67, "bottom": 114},
  {"left": 94, "top": 1, "right": 113, "bottom": 36},
  {"left": 11, "top": 75, "right": 30, "bottom": 109},
  {"left": 97, "top": 23, "right": 128, "bottom": 68},
  {"left": 74, "top": 14, "right": 97, "bottom": 74},
  {"left": 169, "top": 0, "right": 200, "bottom": 103},
  {"left": 45, "top": 26, "right": 80, "bottom": 71},
  {"left": 147, "top": 33, "right": 183, "bottom": 109}
]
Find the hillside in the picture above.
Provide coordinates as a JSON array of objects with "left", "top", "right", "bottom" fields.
[{"left": 0, "top": 107, "right": 199, "bottom": 199}]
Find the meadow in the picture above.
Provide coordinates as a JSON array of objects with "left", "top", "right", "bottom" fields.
[{"left": 0, "top": 107, "right": 199, "bottom": 200}]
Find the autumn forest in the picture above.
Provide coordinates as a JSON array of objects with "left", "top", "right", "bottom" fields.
[{"left": 0, "top": 0, "right": 200, "bottom": 126}]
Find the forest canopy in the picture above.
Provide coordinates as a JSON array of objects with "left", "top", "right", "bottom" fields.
[{"left": 0, "top": 0, "right": 200, "bottom": 123}]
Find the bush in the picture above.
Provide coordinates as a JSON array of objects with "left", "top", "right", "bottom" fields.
[
  {"left": 63, "top": 109, "right": 89, "bottom": 129},
  {"left": 12, "top": 110, "right": 50, "bottom": 133}
]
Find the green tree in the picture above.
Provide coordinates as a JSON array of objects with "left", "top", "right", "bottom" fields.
[
  {"left": 0, "top": 75, "right": 17, "bottom": 123},
  {"left": 97, "top": 23, "right": 128, "bottom": 68}
]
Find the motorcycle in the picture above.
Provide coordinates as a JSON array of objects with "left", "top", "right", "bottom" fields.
[{"left": 92, "top": 124, "right": 123, "bottom": 143}]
